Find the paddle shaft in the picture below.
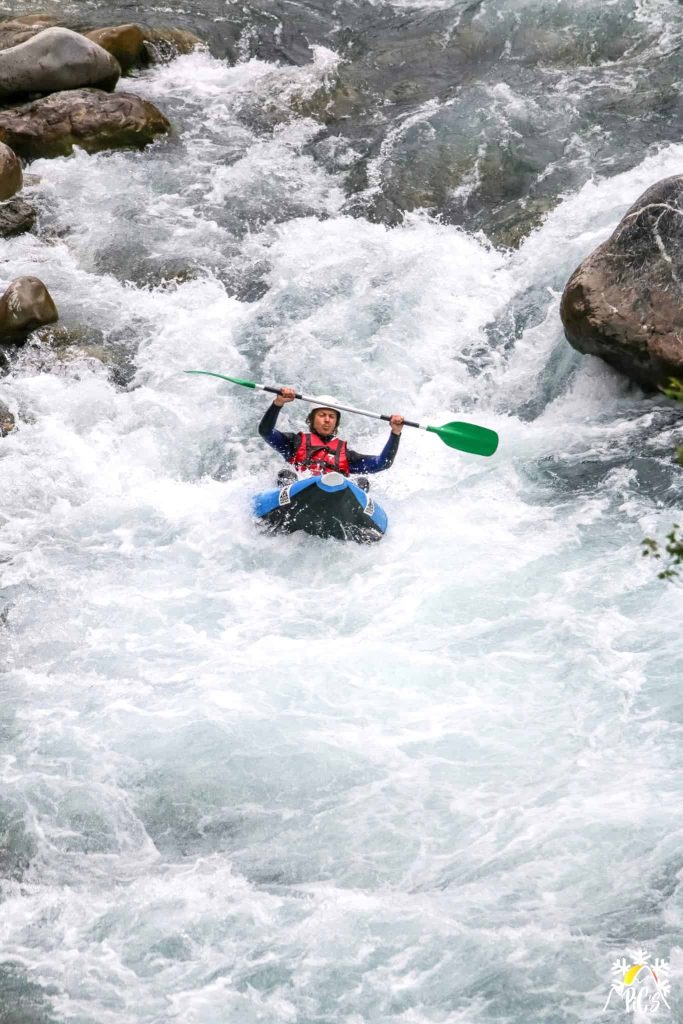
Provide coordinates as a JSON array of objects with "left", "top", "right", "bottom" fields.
[
  {"left": 259, "top": 384, "right": 424, "bottom": 430},
  {"left": 184, "top": 371, "right": 498, "bottom": 455}
]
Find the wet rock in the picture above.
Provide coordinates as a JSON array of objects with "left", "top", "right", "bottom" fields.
[
  {"left": 85, "top": 24, "right": 146, "bottom": 73},
  {"left": 0, "top": 27, "right": 120, "bottom": 100},
  {"left": 141, "top": 26, "right": 204, "bottom": 63},
  {"left": 484, "top": 196, "right": 558, "bottom": 249},
  {"left": 0, "top": 16, "right": 202, "bottom": 72},
  {"left": 10, "top": 14, "right": 58, "bottom": 27},
  {"left": 0, "top": 397, "right": 14, "bottom": 434},
  {"left": 84, "top": 23, "right": 202, "bottom": 73},
  {"left": 291, "top": 69, "right": 368, "bottom": 125},
  {"left": 561, "top": 175, "right": 683, "bottom": 391},
  {"left": 0, "top": 88, "right": 171, "bottom": 160},
  {"left": 0, "top": 14, "right": 59, "bottom": 53},
  {"left": 30, "top": 323, "right": 135, "bottom": 386},
  {"left": 342, "top": 189, "right": 403, "bottom": 228},
  {"left": 32, "top": 323, "right": 104, "bottom": 350},
  {"left": 0, "top": 276, "right": 58, "bottom": 341},
  {"left": 0, "top": 196, "right": 36, "bottom": 237},
  {"left": 0, "top": 141, "right": 21, "bottom": 199}
]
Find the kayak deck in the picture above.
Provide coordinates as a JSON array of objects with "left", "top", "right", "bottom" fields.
[{"left": 253, "top": 472, "right": 388, "bottom": 543}]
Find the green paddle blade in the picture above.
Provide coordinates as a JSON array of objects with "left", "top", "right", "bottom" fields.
[
  {"left": 185, "top": 370, "right": 256, "bottom": 388},
  {"left": 427, "top": 421, "right": 499, "bottom": 457}
]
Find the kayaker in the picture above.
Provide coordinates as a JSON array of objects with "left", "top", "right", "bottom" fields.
[{"left": 259, "top": 386, "right": 404, "bottom": 488}]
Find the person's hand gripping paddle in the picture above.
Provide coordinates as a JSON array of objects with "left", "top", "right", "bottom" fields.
[{"left": 185, "top": 371, "right": 499, "bottom": 457}]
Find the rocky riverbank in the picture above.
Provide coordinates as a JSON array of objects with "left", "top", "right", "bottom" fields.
[
  {"left": 0, "top": 14, "right": 200, "bottom": 406},
  {"left": 5, "top": 0, "right": 683, "bottom": 251},
  {"left": 1, "top": 3, "right": 683, "bottom": 411}
]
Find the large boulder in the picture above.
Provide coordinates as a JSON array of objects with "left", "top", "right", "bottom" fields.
[
  {"left": 0, "top": 276, "right": 58, "bottom": 341},
  {"left": 561, "top": 175, "right": 683, "bottom": 391},
  {"left": 0, "top": 88, "right": 171, "bottom": 159},
  {"left": 0, "top": 27, "right": 120, "bottom": 100},
  {"left": 0, "top": 142, "right": 21, "bottom": 199}
]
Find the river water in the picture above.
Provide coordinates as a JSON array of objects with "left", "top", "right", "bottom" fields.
[{"left": 1, "top": 2, "right": 683, "bottom": 1022}]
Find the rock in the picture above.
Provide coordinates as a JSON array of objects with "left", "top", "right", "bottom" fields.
[
  {"left": 85, "top": 23, "right": 204, "bottom": 72},
  {"left": 290, "top": 70, "right": 368, "bottom": 125},
  {"left": 0, "top": 15, "right": 59, "bottom": 53},
  {"left": 0, "top": 88, "right": 171, "bottom": 160},
  {"left": 0, "top": 17, "right": 203, "bottom": 69},
  {"left": 11, "top": 14, "right": 59, "bottom": 26},
  {"left": 85, "top": 24, "right": 146, "bottom": 73},
  {"left": 0, "top": 27, "right": 120, "bottom": 100},
  {"left": 0, "top": 397, "right": 14, "bottom": 434},
  {"left": 141, "top": 26, "right": 203, "bottom": 63},
  {"left": 24, "top": 322, "right": 135, "bottom": 386},
  {"left": 561, "top": 175, "right": 683, "bottom": 390},
  {"left": 0, "top": 196, "right": 36, "bottom": 237},
  {"left": 0, "top": 141, "right": 21, "bottom": 199},
  {"left": 0, "top": 17, "right": 203, "bottom": 70},
  {"left": 485, "top": 196, "right": 558, "bottom": 249},
  {"left": 32, "top": 322, "right": 104, "bottom": 350},
  {"left": 0, "top": 276, "right": 58, "bottom": 341}
]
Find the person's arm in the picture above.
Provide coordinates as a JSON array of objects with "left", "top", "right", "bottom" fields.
[
  {"left": 347, "top": 415, "right": 404, "bottom": 474},
  {"left": 258, "top": 401, "right": 297, "bottom": 461}
]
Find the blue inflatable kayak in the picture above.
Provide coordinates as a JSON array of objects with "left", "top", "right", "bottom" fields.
[{"left": 253, "top": 472, "right": 388, "bottom": 543}]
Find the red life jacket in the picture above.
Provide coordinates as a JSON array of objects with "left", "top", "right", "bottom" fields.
[{"left": 289, "top": 432, "right": 350, "bottom": 476}]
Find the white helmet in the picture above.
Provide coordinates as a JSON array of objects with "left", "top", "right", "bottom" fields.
[{"left": 307, "top": 395, "right": 341, "bottom": 429}]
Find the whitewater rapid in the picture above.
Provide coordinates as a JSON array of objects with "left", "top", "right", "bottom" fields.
[{"left": 1, "top": 43, "right": 683, "bottom": 1024}]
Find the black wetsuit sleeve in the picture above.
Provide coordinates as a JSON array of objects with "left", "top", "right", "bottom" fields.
[
  {"left": 258, "top": 402, "right": 297, "bottom": 461},
  {"left": 347, "top": 432, "right": 400, "bottom": 474}
]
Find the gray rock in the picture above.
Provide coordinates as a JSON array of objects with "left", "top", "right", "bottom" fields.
[
  {"left": 0, "top": 141, "right": 21, "bottom": 200},
  {"left": 0, "top": 88, "right": 171, "bottom": 160},
  {"left": 0, "top": 276, "right": 58, "bottom": 341},
  {"left": 561, "top": 175, "right": 683, "bottom": 390},
  {"left": 0, "top": 26, "right": 120, "bottom": 100},
  {"left": 33, "top": 323, "right": 104, "bottom": 351},
  {"left": 0, "top": 397, "right": 14, "bottom": 434},
  {"left": 0, "top": 196, "right": 36, "bottom": 237},
  {"left": 15, "top": 322, "right": 134, "bottom": 386}
]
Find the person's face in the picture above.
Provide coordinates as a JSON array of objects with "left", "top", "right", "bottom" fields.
[{"left": 312, "top": 409, "right": 338, "bottom": 435}]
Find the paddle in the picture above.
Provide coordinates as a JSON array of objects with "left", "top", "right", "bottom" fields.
[{"left": 185, "top": 370, "right": 499, "bottom": 457}]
